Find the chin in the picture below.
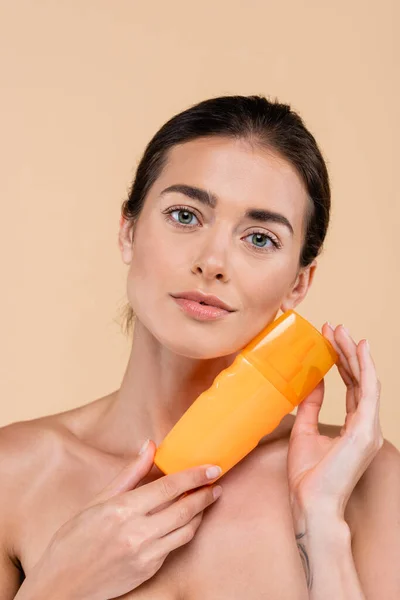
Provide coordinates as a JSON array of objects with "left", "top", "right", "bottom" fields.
[{"left": 155, "top": 322, "right": 241, "bottom": 360}]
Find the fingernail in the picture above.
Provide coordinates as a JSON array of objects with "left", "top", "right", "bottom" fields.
[
  {"left": 327, "top": 321, "right": 334, "bottom": 329},
  {"left": 365, "top": 339, "right": 370, "bottom": 352},
  {"left": 139, "top": 438, "right": 150, "bottom": 455},
  {"left": 213, "top": 485, "right": 223, "bottom": 499},
  {"left": 340, "top": 324, "right": 350, "bottom": 336},
  {"left": 206, "top": 466, "right": 222, "bottom": 479}
]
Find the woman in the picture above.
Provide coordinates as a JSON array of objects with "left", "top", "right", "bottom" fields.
[{"left": 2, "top": 95, "right": 399, "bottom": 600}]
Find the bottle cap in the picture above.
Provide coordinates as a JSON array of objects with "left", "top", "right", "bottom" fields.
[{"left": 241, "top": 310, "right": 338, "bottom": 407}]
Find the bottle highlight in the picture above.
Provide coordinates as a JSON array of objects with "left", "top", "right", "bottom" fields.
[{"left": 154, "top": 310, "right": 338, "bottom": 481}]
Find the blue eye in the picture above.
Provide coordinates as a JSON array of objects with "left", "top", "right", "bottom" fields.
[
  {"left": 169, "top": 208, "right": 199, "bottom": 226},
  {"left": 244, "top": 232, "right": 279, "bottom": 250},
  {"left": 163, "top": 205, "right": 281, "bottom": 252}
]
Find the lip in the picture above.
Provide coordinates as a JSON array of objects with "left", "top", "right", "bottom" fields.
[
  {"left": 170, "top": 290, "right": 236, "bottom": 312},
  {"left": 171, "top": 297, "right": 233, "bottom": 321}
]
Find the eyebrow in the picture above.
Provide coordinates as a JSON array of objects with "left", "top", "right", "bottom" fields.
[{"left": 160, "top": 183, "right": 294, "bottom": 236}]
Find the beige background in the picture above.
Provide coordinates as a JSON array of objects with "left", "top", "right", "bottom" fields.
[{"left": 1, "top": 1, "right": 399, "bottom": 447}]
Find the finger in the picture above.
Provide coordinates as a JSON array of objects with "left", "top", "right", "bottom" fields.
[
  {"left": 291, "top": 379, "right": 324, "bottom": 436},
  {"left": 357, "top": 339, "right": 381, "bottom": 418},
  {"left": 84, "top": 440, "right": 156, "bottom": 509},
  {"left": 334, "top": 325, "right": 361, "bottom": 385},
  {"left": 322, "top": 323, "right": 357, "bottom": 413},
  {"left": 322, "top": 324, "right": 354, "bottom": 386},
  {"left": 148, "top": 484, "right": 220, "bottom": 539},
  {"left": 153, "top": 511, "right": 204, "bottom": 557},
  {"left": 132, "top": 465, "right": 222, "bottom": 514}
]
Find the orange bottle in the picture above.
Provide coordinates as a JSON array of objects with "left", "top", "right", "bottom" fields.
[{"left": 154, "top": 310, "right": 338, "bottom": 482}]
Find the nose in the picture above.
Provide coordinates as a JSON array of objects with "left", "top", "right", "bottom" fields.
[
  {"left": 190, "top": 232, "right": 230, "bottom": 283},
  {"left": 192, "top": 262, "right": 226, "bottom": 281}
]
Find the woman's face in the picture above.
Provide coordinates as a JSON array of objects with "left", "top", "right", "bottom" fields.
[{"left": 119, "top": 136, "right": 316, "bottom": 358}]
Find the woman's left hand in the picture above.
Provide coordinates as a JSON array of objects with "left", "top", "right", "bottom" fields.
[{"left": 287, "top": 323, "right": 384, "bottom": 524}]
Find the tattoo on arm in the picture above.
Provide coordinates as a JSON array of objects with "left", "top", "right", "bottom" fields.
[{"left": 296, "top": 532, "right": 313, "bottom": 590}]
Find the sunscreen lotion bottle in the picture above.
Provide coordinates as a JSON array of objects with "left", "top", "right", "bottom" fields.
[{"left": 154, "top": 310, "right": 338, "bottom": 482}]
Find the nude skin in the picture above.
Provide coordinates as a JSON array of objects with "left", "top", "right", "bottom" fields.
[
  {"left": 103, "top": 136, "right": 316, "bottom": 454},
  {"left": 1, "top": 136, "right": 363, "bottom": 599}
]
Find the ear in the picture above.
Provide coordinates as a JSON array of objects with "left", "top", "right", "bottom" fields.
[
  {"left": 118, "top": 215, "right": 135, "bottom": 265},
  {"left": 280, "top": 260, "right": 318, "bottom": 313}
]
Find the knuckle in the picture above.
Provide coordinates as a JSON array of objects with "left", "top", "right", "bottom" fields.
[
  {"left": 119, "top": 531, "right": 137, "bottom": 553},
  {"left": 129, "top": 548, "right": 154, "bottom": 578},
  {"left": 177, "top": 504, "right": 192, "bottom": 524},
  {"left": 100, "top": 502, "right": 123, "bottom": 524},
  {"left": 150, "top": 521, "right": 164, "bottom": 540},
  {"left": 121, "top": 528, "right": 147, "bottom": 555},
  {"left": 181, "top": 523, "right": 197, "bottom": 544},
  {"left": 189, "top": 467, "right": 207, "bottom": 488},
  {"left": 197, "top": 467, "right": 209, "bottom": 485},
  {"left": 111, "top": 502, "right": 130, "bottom": 524},
  {"left": 160, "top": 476, "right": 178, "bottom": 500},
  {"left": 186, "top": 468, "right": 203, "bottom": 489},
  {"left": 139, "top": 552, "right": 162, "bottom": 579}
]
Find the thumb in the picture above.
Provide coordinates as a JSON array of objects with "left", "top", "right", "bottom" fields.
[
  {"left": 85, "top": 439, "right": 156, "bottom": 509},
  {"left": 291, "top": 379, "right": 325, "bottom": 437}
]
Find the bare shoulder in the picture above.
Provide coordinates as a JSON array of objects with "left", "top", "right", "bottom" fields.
[
  {"left": 0, "top": 394, "right": 113, "bottom": 507},
  {"left": 349, "top": 436, "right": 400, "bottom": 520},
  {"left": 0, "top": 417, "right": 63, "bottom": 474},
  {"left": 0, "top": 390, "right": 113, "bottom": 454},
  {"left": 0, "top": 417, "right": 73, "bottom": 510},
  {"left": 0, "top": 417, "right": 68, "bottom": 579}
]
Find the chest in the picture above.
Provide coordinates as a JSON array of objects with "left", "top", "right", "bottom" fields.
[{"left": 17, "top": 445, "right": 309, "bottom": 599}]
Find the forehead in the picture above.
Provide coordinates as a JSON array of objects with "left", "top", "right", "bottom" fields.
[{"left": 153, "top": 136, "right": 310, "bottom": 232}]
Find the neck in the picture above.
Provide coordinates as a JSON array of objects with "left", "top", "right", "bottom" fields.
[
  {"left": 94, "top": 319, "right": 239, "bottom": 457},
  {"left": 89, "top": 318, "right": 296, "bottom": 460}
]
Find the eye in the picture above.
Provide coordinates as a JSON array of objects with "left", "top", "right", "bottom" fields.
[
  {"left": 163, "top": 206, "right": 200, "bottom": 228},
  {"left": 163, "top": 206, "right": 282, "bottom": 252},
  {"left": 244, "top": 231, "right": 281, "bottom": 251}
]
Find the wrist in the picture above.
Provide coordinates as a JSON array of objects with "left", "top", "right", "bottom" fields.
[
  {"left": 291, "top": 494, "right": 347, "bottom": 530},
  {"left": 14, "top": 576, "right": 71, "bottom": 600},
  {"left": 293, "top": 506, "right": 351, "bottom": 543}
]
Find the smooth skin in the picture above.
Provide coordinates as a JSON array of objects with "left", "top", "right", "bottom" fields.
[
  {"left": 1, "top": 136, "right": 399, "bottom": 599},
  {"left": 17, "top": 456, "right": 223, "bottom": 600}
]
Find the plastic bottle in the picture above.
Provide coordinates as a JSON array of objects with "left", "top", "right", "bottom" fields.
[{"left": 154, "top": 310, "right": 338, "bottom": 482}]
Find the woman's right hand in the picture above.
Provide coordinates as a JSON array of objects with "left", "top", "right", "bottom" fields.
[{"left": 25, "top": 440, "right": 223, "bottom": 600}]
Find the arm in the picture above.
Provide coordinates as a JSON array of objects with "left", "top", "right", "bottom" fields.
[
  {"left": 294, "top": 512, "right": 365, "bottom": 599},
  {"left": 294, "top": 439, "right": 400, "bottom": 599}
]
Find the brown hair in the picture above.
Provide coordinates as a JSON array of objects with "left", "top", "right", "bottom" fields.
[{"left": 118, "top": 94, "right": 331, "bottom": 336}]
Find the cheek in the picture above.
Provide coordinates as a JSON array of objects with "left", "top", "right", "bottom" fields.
[
  {"left": 125, "top": 225, "right": 180, "bottom": 310},
  {"left": 239, "top": 262, "right": 293, "bottom": 312}
]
